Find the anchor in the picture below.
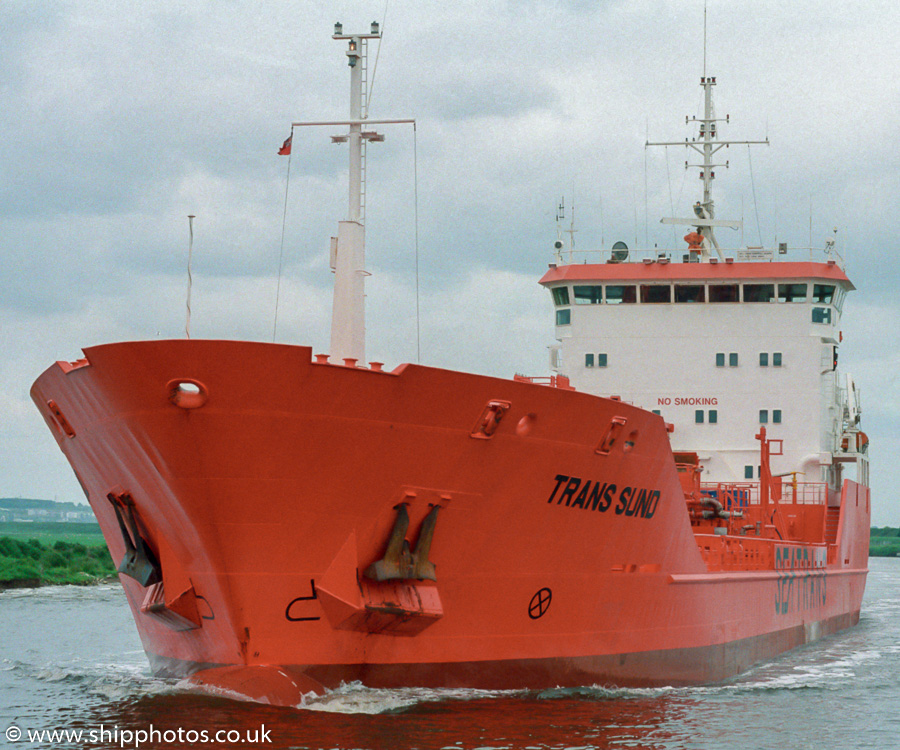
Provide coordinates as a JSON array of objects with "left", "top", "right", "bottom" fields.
[
  {"left": 364, "top": 503, "right": 439, "bottom": 582},
  {"left": 107, "top": 491, "right": 161, "bottom": 587}
]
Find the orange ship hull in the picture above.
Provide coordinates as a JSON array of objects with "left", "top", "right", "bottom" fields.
[{"left": 31, "top": 340, "right": 869, "bottom": 704}]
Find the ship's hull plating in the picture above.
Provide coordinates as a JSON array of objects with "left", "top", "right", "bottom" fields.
[{"left": 31, "top": 340, "right": 869, "bottom": 703}]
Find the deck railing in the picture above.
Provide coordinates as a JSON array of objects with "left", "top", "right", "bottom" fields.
[{"left": 698, "top": 480, "right": 827, "bottom": 508}]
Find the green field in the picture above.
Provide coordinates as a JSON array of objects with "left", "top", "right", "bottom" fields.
[{"left": 0, "top": 521, "right": 107, "bottom": 546}]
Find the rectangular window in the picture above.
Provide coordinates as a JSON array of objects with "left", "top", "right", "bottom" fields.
[
  {"left": 709, "top": 284, "right": 739, "bottom": 302},
  {"left": 729, "top": 352, "right": 739, "bottom": 367},
  {"left": 597, "top": 353, "right": 608, "bottom": 367},
  {"left": 744, "top": 465, "right": 754, "bottom": 479},
  {"left": 812, "top": 307, "right": 832, "bottom": 324},
  {"left": 674, "top": 284, "right": 705, "bottom": 303},
  {"left": 708, "top": 409, "right": 718, "bottom": 424},
  {"left": 759, "top": 352, "right": 769, "bottom": 367},
  {"left": 605, "top": 285, "right": 636, "bottom": 304},
  {"left": 552, "top": 287, "right": 570, "bottom": 306},
  {"left": 555, "top": 308, "right": 571, "bottom": 326},
  {"left": 744, "top": 283, "right": 775, "bottom": 302},
  {"left": 813, "top": 284, "right": 835, "bottom": 304},
  {"left": 773, "top": 409, "right": 782, "bottom": 424},
  {"left": 640, "top": 285, "right": 672, "bottom": 303},
  {"left": 716, "top": 352, "right": 725, "bottom": 367},
  {"left": 773, "top": 352, "right": 783, "bottom": 367},
  {"left": 759, "top": 409, "right": 769, "bottom": 424},
  {"left": 652, "top": 409, "right": 661, "bottom": 415},
  {"left": 585, "top": 353, "right": 594, "bottom": 367},
  {"left": 778, "top": 283, "right": 808, "bottom": 302},
  {"left": 834, "top": 287, "right": 846, "bottom": 313},
  {"left": 695, "top": 410, "right": 704, "bottom": 424},
  {"left": 573, "top": 285, "right": 602, "bottom": 304}
]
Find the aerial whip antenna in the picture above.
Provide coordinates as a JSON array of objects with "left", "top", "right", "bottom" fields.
[{"left": 185, "top": 215, "right": 195, "bottom": 339}]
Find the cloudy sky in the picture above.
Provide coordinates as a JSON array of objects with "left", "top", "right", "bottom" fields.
[{"left": 2, "top": 0, "right": 897, "bottom": 525}]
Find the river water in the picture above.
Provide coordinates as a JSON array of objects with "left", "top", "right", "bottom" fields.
[{"left": 1, "top": 558, "right": 897, "bottom": 750}]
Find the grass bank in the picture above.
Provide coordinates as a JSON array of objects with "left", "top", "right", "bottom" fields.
[{"left": 0, "top": 532, "right": 116, "bottom": 589}]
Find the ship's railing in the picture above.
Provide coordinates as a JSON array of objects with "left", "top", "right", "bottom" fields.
[
  {"left": 512, "top": 374, "right": 575, "bottom": 390},
  {"left": 699, "top": 480, "right": 827, "bottom": 508},
  {"left": 553, "top": 244, "right": 845, "bottom": 268},
  {"left": 780, "top": 481, "right": 829, "bottom": 505}
]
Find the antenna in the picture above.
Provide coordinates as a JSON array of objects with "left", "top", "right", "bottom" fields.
[
  {"left": 566, "top": 183, "right": 577, "bottom": 262},
  {"left": 185, "top": 215, "right": 195, "bottom": 339},
  {"left": 703, "top": 0, "right": 708, "bottom": 79}
]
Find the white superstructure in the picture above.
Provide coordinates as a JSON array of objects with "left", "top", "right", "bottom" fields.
[{"left": 540, "top": 73, "right": 868, "bottom": 499}]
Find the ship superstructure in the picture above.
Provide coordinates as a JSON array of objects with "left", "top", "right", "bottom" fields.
[{"left": 541, "top": 71, "right": 868, "bottom": 504}]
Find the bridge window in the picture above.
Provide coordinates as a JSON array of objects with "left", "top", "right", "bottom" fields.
[
  {"left": 640, "top": 285, "right": 672, "bottom": 303},
  {"left": 555, "top": 309, "right": 571, "bottom": 326},
  {"left": 709, "top": 409, "right": 718, "bottom": 424},
  {"left": 716, "top": 353, "right": 725, "bottom": 367},
  {"left": 573, "top": 285, "right": 602, "bottom": 304},
  {"left": 729, "top": 352, "right": 739, "bottom": 367},
  {"left": 778, "top": 283, "right": 807, "bottom": 302},
  {"left": 709, "top": 284, "right": 739, "bottom": 302},
  {"left": 834, "top": 287, "right": 846, "bottom": 313},
  {"left": 813, "top": 284, "right": 835, "bottom": 304},
  {"left": 695, "top": 410, "right": 704, "bottom": 424},
  {"left": 812, "top": 307, "right": 832, "bottom": 324},
  {"left": 744, "top": 465, "right": 754, "bottom": 479},
  {"left": 606, "top": 285, "right": 636, "bottom": 304},
  {"left": 597, "top": 353, "right": 608, "bottom": 367},
  {"left": 585, "top": 353, "right": 594, "bottom": 367},
  {"left": 674, "top": 284, "right": 705, "bottom": 303},
  {"left": 759, "top": 409, "right": 768, "bottom": 424},
  {"left": 773, "top": 409, "right": 782, "bottom": 424},
  {"left": 744, "top": 283, "right": 775, "bottom": 302},
  {"left": 760, "top": 352, "right": 769, "bottom": 367},
  {"left": 773, "top": 352, "right": 783, "bottom": 367},
  {"left": 552, "top": 287, "right": 570, "bottom": 306}
]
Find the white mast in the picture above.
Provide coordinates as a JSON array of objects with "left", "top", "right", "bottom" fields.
[
  {"left": 291, "top": 24, "right": 413, "bottom": 363},
  {"left": 646, "top": 11, "right": 767, "bottom": 261},
  {"left": 329, "top": 22, "right": 380, "bottom": 364}
]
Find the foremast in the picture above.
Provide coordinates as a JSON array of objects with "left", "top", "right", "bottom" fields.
[{"left": 291, "top": 23, "right": 413, "bottom": 364}]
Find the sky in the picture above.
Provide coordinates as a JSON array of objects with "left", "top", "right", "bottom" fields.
[{"left": 1, "top": 0, "right": 898, "bottom": 525}]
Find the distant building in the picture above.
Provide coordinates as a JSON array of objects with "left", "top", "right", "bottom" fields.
[{"left": 0, "top": 497, "right": 98, "bottom": 525}]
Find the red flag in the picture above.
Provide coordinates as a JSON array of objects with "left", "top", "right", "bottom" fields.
[{"left": 278, "top": 134, "right": 292, "bottom": 156}]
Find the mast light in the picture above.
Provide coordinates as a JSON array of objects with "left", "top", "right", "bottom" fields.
[
  {"left": 347, "top": 38, "right": 359, "bottom": 66},
  {"left": 334, "top": 22, "right": 343, "bottom": 35},
  {"left": 371, "top": 21, "right": 379, "bottom": 34}
]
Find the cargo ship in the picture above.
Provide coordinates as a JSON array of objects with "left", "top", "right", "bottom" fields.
[{"left": 31, "top": 23, "right": 870, "bottom": 706}]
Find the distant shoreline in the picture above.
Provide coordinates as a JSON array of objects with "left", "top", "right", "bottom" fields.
[{"left": 0, "top": 520, "right": 896, "bottom": 592}]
